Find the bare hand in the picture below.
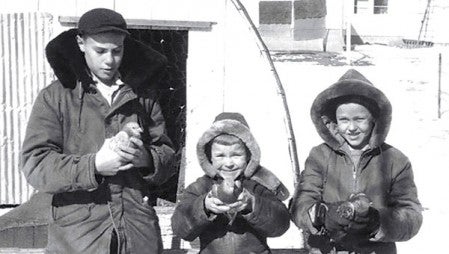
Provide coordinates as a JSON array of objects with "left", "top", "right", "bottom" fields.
[
  {"left": 95, "top": 139, "right": 133, "bottom": 176},
  {"left": 205, "top": 186, "right": 233, "bottom": 214},
  {"left": 118, "top": 137, "right": 152, "bottom": 168},
  {"left": 231, "top": 188, "right": 254, "bottom": 213}
]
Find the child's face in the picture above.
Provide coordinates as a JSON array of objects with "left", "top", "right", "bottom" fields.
[
  {"left": 210, "top": 142, "right": 248, "bottom": 174},
  {"left": 336, "top": 103, "right": 374, "bottom": 150}
]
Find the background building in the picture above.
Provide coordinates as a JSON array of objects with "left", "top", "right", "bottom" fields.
[{"left": 256, "top": 0, "right": 449, "bottom": 51}]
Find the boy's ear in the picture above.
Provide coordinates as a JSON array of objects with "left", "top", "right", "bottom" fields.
[
  {"left": 321, "top": 115, "right": 337, "bottom": 134},
  {"left": 321, "top": 115, "right": 332, "bottom": 125},
  {"left": 76, "top": 35, "right": 85, "bottom": 53}
]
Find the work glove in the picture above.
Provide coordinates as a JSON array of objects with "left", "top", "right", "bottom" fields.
[
  {"left": 324, "top": 202, "right": 351, "bottom": 232},
  {"left": 347, "top": 206, "right": 380, "bottom": 237},
  {"left": 307, "top": 202, "right": 327, "bottom": 234},
  {"left": 337, "top": 193, "right": 380, "bottom": 237},
  {"left": 324, "top": 202, "right": 352, "bottom": 242}
]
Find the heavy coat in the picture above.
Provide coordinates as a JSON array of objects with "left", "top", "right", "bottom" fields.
[
  {"left": 289, "top": 70, "right": 422, "bottom": 254},
  {"left": 20, "top": 29, "right": 175, "bottom": 254},
  {"left": 171, "top": 114, "right": 290, "bottom": 253}
]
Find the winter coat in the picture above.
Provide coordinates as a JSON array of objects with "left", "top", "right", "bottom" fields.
[
  {"left": 20, "top": 29, "right": 175, "bottom": 254},
  {"left": 171, "top": 113, "right": 290, "bottom": 254},
  {"left": 289, "top": 69, "right": 422, "bottom": 254}
]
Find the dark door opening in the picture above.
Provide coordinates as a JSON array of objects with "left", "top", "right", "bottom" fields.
[{"left": 129, "top": 29, "right": 187, "bottom": 204}]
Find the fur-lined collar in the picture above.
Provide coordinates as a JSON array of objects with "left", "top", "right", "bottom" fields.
[
  {"left": 45, "top": 28, "right": 167, "bottom": 91},
  {"left": 311, "top": 69, "right": 392, "bottom": 150}
]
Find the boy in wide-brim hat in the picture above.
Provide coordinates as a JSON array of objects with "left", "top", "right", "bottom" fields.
[{"left": 290, "top": 69, "right": 422, "bottom": 253}]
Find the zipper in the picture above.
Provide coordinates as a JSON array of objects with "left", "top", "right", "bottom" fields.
[
  {"left": 352, "top": 164, "right": 357, "bottom": 193},
  {"left": 108, "top": 202, "right": 121, "bottom": 253},
  {"left": 342, "top": 151, "right": 358, "bottom": 193}
]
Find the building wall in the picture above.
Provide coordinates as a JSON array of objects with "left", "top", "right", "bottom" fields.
[
  {"left": 350, "top": 0, "right": 449, "bottom": 44},
  {"left": 0, "top": 12, "right": 54, "bottom": 204},
  {"left": 254, "top": 0, "right": 449, "bottom": 47},
  {"left": 0, "top": 0, "right": 298, "bottom": 206}
]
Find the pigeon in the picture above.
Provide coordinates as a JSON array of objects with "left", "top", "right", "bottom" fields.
[
  {"left": 212, "top": 170, "right": 244, "bottom": 225},
  {"left": 109, "top": 122, "right": 143, "bottom": 152},
  {"left": 337, "top": 193, "right": 371, "bottom": 220}
]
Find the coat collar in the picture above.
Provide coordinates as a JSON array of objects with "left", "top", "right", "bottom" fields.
[{"left": 45, "top": 28, "right": 168, "bottom": 92}]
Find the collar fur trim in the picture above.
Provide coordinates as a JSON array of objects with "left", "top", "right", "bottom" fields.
[{"left": 45, "top": 28, "right": 168, "bottom": 91}]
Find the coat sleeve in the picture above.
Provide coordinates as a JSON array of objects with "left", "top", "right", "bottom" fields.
[
  {"left": 20, "top": 87, "right": 99, "bottom": 194},
  {"left": 171, "top": 177, "right": 217, "bottom": 241},
  {"left": 140, "top": 99, "right": 175, "bottom": 185},
  {"left": 289, "top": 145, "right": 329, "bottom": 234},
  {"left": 242, "top": 180, "right": 290, "bottom": 237},
  {"left": 374, "top": 157, "right": 423, "bottom": 242}
]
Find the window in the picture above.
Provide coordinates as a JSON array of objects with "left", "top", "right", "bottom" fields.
[
  {"left": 354, "top": 0, "right": 388, "bottom": 14},
  {"left": 374, "top": 0, "right": 388, "bottom": 14}
]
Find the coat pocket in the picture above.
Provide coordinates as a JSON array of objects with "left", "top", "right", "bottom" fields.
[{"left": 52, "top": 204, "right": 91, "bottom": 227}]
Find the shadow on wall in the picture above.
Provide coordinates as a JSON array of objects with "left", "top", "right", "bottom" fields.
[{"left": 344, "top": 25, "right": 365, "bottom": 45}]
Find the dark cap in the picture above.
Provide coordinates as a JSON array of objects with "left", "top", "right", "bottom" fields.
[{"left": 78, "top": 8, "right": 130, "bottom": 36}]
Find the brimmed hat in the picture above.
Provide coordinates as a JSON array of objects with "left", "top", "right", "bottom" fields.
[
  {"left": 78, "top": 8, "right": 130, "bottom": 36},
  {"left": 311, "top": 69, "right": 392, "bottom": 149}
]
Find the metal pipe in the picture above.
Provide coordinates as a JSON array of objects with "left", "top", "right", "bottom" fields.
[
  {"left": 438, "top": 53, "right": 442, "bottom": 118},
  {"left": 229, "top": 0, "right": 301, "bottom": 186}
]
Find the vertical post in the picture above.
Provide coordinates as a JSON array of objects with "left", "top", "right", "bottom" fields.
[
  {"left": 438, "top": 53, "right": 442, "bottom": 118},
  {"left": 291, "top": 0, "right": 295, "bottom": 37},
  {"left": 346, "top": 0, "right": 352, "bottom": 54}
]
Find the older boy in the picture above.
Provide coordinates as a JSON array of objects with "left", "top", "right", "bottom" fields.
[
  {"left": 171, "top": 112, "right": 290, "bottom": 253},
  {"left": 290, "top": 69, "right": 422, "bottom": 253},
  {"left": 20, "top": 8, "right": 175, "bottom": 254}
]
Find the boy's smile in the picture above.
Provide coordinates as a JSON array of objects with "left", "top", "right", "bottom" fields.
[
  {"left": 210, "top": 143, "right": 248, "bottom": 175},
  {"left": 336, "top": 103, "right": 374, "bottom": 150}
]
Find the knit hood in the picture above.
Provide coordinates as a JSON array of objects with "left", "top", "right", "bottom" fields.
[
  {"left": 45, "top": 28, "right": 168, "bottom": 91},
  {"left": 310, "top": 69, "right": 392, "bottom": 150},
  {"left": 197, "top": 112, "right": 289, "bottom": 200},
  {"left": 197, "top": 112, "right": 261, "bottom": 178}
]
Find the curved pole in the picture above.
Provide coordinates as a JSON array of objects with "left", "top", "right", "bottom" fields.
[{"left": 229, "top": 0, "right": 301, "bottom": 186}]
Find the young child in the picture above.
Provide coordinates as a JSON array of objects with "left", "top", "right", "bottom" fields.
[
  {"left": 289, "top": 69, "right": 423, "bottom": 254},
  {"left": 171, "top": 112, "right": 290, "bottom": 253}
]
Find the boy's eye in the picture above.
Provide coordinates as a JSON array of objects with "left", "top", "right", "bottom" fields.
[
  {"left": 92, "top": 47, "right": 105, "bottom": 53},
  {"left": 112, "top": 48, "right": 123, "bottom": 54}
]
